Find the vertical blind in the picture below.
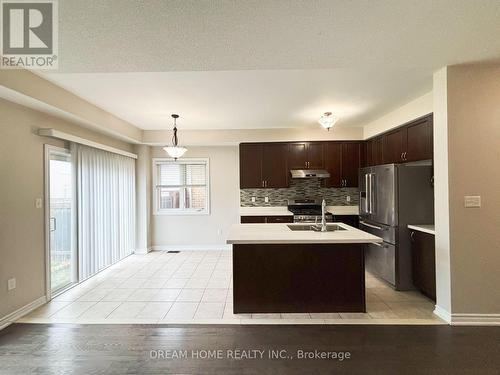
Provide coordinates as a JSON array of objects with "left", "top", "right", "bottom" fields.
[{"left": 74, "top": 144, "right": 136, "bottom": 280}]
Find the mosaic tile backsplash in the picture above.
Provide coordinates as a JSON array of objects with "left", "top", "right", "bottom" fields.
[{"left": 240, "top": 179, "right": 359, "bottom": 207}]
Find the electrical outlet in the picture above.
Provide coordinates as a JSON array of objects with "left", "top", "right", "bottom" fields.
[
  {"left": 346, "top": 195, "right": 351, "bottom": 203},
  {"left": 264, "top": 197, "right": 269, "bottom": 203},
  {"left": 251, "top": 197, "right": 256, "bottom": 203},
  {"left": 8, "top": 278, "right": 16, "bottom": 291},
  {"left": 464, "top": 196, "right": 481, "bottom": 208},
  {"left": 35, "top": 198, "right": 43, "bottom": 209}
]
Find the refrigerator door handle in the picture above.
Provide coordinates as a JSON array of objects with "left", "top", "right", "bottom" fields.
[
  {"left": 359, "top": 220, "right": 386, "bottom": 231},
  {"left": 368, "top": 173, "right": 373, "bottom": 214}
]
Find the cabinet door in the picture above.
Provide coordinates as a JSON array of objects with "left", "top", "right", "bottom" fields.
[
  {"left": 323, "top": 142, "right": 342, "bottom": 187},
  {"left": 262, "top": 143, "right": 289, "bottom": 188},
  {"left": 307, "top": 143, "right": 325, "bottom": 169},
  {"left": 241, "top": 216, "right": 266, "bottom": 223},
  {"left": 384, "top": 128, "right": 406, "bottom": 164},
  {"left": 288, "top": 143, "right": 308, "bottom": 169},
  {"left": 406, "top": 118, "right": 433, "bottom": 162},
  {"left": 265, "top": 216, "right": 294, "bottom": 223},
  {"left": 342, "top": 142, "right": 361, "bottom": 187},
  {"left": 239, "top": 144, "right": 263, "bottom": 188},
  {"left": 410, "top": 231, "right": 436, "bottom": 301},
  {"left": 368, "top": 136, "right": 384, "bottom": 166}
]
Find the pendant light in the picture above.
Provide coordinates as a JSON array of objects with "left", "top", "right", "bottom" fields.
[
  {"left": 318, "top": 112, "right": 339, "bottom": 131},
  {"left": 163, "top": 114, "right": 187, "bottom": 160}
]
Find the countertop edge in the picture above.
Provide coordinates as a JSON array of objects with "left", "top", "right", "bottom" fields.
[
  {"left": 407, "top": 224, "right": 435, "bottom": 235},
  {"left": 227, "top": 239, "right": 382, "bottom": 245}
]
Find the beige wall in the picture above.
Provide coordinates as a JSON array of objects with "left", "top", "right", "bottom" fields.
[
  {"left": 151, "top": 146, "right": 239, "bottom": 247},
  {"left": 0, "top": 98, "right": 134, "bottom": 320},
  {"left": 446, "top": 64, "right": 500, "bottom": 315}
]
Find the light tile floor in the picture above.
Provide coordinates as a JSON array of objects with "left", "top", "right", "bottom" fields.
[{"left": 19, "top": 250, "right": 445, "bottom": 325}]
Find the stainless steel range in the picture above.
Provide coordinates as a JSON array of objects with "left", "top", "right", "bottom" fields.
[{"left": 287, "top": 198, "right": 333, "bottom": 223}]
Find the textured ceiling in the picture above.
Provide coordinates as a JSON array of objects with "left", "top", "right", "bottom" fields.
[{"left": 40, "top": 0, "right": 500, "bottom": 130}]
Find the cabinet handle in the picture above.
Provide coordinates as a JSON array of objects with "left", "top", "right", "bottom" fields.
[
  {"left": 400, "top": 152, "right": 404, "bottom": 161},
  {"left": 410, "top": 231, "right": 415, "bottom": 242},
  {"left": 262, "top": 180, "right": 264, "bottom": 187},
  {"left": 265, "top": 180, "right": 268, "bottom": 187},
  {"left": 404, "top": 152, "right": 408, "bottom": 161}
]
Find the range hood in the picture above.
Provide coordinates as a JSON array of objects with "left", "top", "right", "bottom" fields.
[{"left": 290, "top": 169, "right": 330, "bottom": 179}]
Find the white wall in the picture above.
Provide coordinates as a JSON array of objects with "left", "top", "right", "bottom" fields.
[
  {"left": 363, "top": 92, "right": 433, "bottom": 139},
  {"left": 151, "top": 146, "right": 240, "bottom": 248},
  {"left": 432, "top": 68, "right": 452, "bottom": 318}
]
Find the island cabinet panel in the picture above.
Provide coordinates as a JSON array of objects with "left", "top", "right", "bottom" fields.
[
  {"left": 239, "top": 143, "right": 263, "bottom": 188},
  {"left": 288, "top": 142, "right": 325, "bottom": 169},
  {"left": 232, "top": 243, "right": 366, "bottom": 313}
]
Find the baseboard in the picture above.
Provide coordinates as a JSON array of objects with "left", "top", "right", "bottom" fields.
[
  {"left": 0, "top": 295, "right": 47, "bottom": 330},
  {"left": 134, "top": 247, "right": 153, "bottom": 255},
  {"left": 151, "top": 244, "right": 232, "bottom": 251},
  {"left": 450, "top": 313, "right": 500, "bottom": 326},
  {"left": 433, "top": 305, "right": 451, "bottom": 324}
]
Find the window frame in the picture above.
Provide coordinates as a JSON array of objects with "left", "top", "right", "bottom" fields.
[{"left": 152, "top": 157, "right": 210, "bottom": 216}]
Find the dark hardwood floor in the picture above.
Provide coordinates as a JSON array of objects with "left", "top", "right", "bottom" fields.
[{"left": 1, "top": 324, "right": 499, "bottom": 374}]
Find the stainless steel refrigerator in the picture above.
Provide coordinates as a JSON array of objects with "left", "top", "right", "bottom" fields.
[{"left": 359, "top": 163, "right": 434, "bottom": 290}]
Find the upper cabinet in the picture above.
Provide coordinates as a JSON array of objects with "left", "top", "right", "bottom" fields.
[
  {"left": 368, "top": 114, "right": 433, "bottom": 166},
  {"left": 239, "top": 143, "right": 288, "bottom": 189},
  {"left": 323, "top": 142, "right": 361, "bottom": 188},
  {"left": 288, "top": 142, "right": 324, "bottom": 169},
  {"left": 366, "top": 136, "right": 384, "bottom": 166},
  {"left": 405, "top": 116, "right": 433, "bottom": 162}
]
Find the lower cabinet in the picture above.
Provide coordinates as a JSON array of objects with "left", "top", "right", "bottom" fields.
[
  {"left": 240, "top": 216, "right": 293, "bottom": 224},
  {"left": 410, "top": 230, "right": 436, "bottom": 301}
]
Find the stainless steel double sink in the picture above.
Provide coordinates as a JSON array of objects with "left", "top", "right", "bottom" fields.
[{"left": 287, "top": 224, "right": 346, "bottom": 232}]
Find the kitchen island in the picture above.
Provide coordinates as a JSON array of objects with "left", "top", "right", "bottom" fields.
[{"left": 227, "top": 223, "right": 382, "bottom": 314}]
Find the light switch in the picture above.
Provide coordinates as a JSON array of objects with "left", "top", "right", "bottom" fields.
[
  {"left": 8, "top": 278, "right": 16, "bottom": 291},
  {"left": 35, "top": 198, "right": 43, "bottom": 208},
  {"left": 464, "top": 196, "right": 481, "bottom": 208}
]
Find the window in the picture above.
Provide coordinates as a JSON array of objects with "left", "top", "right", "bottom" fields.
[{"left": 153, "top": 158, "right": 210, "bottom": 215}]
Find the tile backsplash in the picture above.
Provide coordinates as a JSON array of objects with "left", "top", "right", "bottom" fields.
[{"left": 240, "top": 179, "right": 359, "bottom": 207}]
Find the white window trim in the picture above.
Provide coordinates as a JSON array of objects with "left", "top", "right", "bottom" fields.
[{"left": 152, "top": 157, "right": 210, "bottom": 216}]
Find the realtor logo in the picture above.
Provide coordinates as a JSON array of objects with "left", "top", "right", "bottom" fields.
[{"left": 1, "top": 0, "right": 58, "bottom": 69}]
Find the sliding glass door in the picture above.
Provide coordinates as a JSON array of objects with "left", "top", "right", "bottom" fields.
[{"left": 46, "top": 146, "right": 77, "bottom": 296}]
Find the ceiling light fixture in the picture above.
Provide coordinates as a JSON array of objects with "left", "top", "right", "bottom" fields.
[
  {"left": 318, "top": 112, "right": 339, "bottom": 131},
  {"left": 163, "top": 114, "right": 187, "bottom": 160}
]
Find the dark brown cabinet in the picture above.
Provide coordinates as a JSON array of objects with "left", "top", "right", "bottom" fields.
[
  {"left": 406, "top": 117, "right": 433, "bottom": 162},
  {"left": 341, "top": 143, "right": 361, "bottom": 187},
  {"left": 384, "top": 128, "right": 406, "bottom": 164},
  {"left": 240, "top": 216, "right": 293, "bottom": 224},
  {"left": 288, "top": 142, "right": 324, "bottom": 169},
  {"left": 383, "top": 115, "right": 433, "bottom": 164},
  {"left": 366, "top": 136, "right": 384, "bottom": 166},
  {"left": 410, "top": 230, "right": 436, "bottom": 301},
  {"left": 323, "top": 142, "right": 362, "bottom": 188},
  {"left": 239, "top": 143, "right": 288, "bottom": 188}
]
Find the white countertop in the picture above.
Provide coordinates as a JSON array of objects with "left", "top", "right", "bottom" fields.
[
  {"left": 239, "top": 207, "right": 293, "bottom": 216},
  {"left": 227, "top": 223, "right": 383, "bottom": 245},
  {"left": 326, "top": 205, "right": 359, "bottom": 215},
  {"left": 408, "top": 224, "right": 435, "bottom": 235}
]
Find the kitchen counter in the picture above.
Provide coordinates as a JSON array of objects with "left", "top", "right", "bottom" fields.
[
  {"left": 239, "top": 206, "right": 293, "bottom": 216},
  {"left": 227, "top": 223, "right": 382, "bottom": 244},
  {"left": 326, "top": 205, "right": 359, "bottom": 215},
  {"left": 408, "top": 224, "right": 435, "bottom": 235}
]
